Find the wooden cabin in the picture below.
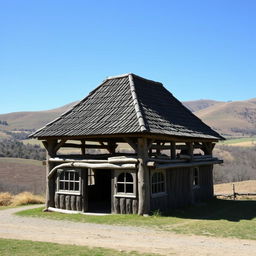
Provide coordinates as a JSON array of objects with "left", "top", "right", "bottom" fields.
[{"left": 31, "top": 73, "right": 223, "bottom": 215}]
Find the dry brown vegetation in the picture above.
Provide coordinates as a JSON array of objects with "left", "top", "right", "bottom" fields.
[
  {"left": 0, "top": 192, "right": 44, "bottom": 206},
  {"left": 0, "top": 157, "right": 45, "bottom": 194},
  {"left": 214, "top": 180, "right": 256, "bottom": 195},
  {"left": 213, "top": 145, "right": 256, "bottom": 184}
]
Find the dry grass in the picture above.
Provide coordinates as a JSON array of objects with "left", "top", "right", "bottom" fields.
[
  {"left": 0, "top": 157, "right": 45, "bottom": 194},
  {"left": 0, "top": 192, "right": 44, "bottom": 207},
  {"left": 0, "top": 192, "right": 13, "bottom": 206},
  {"left": 214, "top": 180, "right": 256, "bottom": 195}
]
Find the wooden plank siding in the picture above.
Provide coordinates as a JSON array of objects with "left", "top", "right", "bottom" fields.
[
  {"left": 150, "top": 165, "right": 214, "bottom": 212},
  {"left": 193, "top": 165, "right": 214, "bottom": 202}
]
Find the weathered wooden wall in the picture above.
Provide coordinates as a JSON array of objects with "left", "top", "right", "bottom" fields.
[
  {"left": 150, "top": 165, "right": 214, "bottom": 212},
  {"left": 150, "top": 167, "right": 191, "bottom": 212},
  {"left": 193, "top": 165, "right": 214, "bottom": 202},
  {"left": 113, "top": 197, "right": 138, "bottom": 214},
  {"left": 54, "top": 193, "right": 83, "bottom": 211}
]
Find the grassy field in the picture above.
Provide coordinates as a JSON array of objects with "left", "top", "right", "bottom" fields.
[
  {"left": 0, "top": 157, "right": 45, "bottom": 194},
  {"left": 0, "top": 238, "right": 157, "bottom": 256},
  {"left": 0, "top": 157, "right": 43, "bottom": 167},
  {"left": 214, "top": 180, "right": 256, "bottom": 194},
  {"left": 17, "top": 198, "right": 256, "bottom": 240},
  {"left": 219, "top": 136, "right": 256, "bottom": 147}
]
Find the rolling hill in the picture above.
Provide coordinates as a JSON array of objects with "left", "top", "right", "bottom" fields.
[
  {"left": 0, "top": 98, "right": 256, "bottom": 138},
  {"left": 194, "top": 98, "right": 256, "bottom": 137},
  {"left": 0, "top": 102, "right": 77, "bottom": 131},
  {"left": 0, "top": 158, "right": 45, "bottom": 194},
  {"left": 183, "top": 99, "right": 223, "bottom": 112}
]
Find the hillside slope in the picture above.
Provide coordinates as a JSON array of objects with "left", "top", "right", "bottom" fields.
[
  {"left": 195, "top": 99, "right": 256, "bottom": 137},
  {"left": 0, "top": 102, "right": 77, "bottom": 130},
  {"left": 0, "top": 158, "right": 45, "bottom": 194},
  {"left": 183, "top": 99, "right": 223, "bottom": 112}
]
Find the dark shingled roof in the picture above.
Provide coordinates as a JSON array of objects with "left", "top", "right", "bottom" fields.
[{"left": 31, "top": 73, "right": 223, "bottom": 140}]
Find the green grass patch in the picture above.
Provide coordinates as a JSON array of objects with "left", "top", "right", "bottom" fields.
[
  {"left": 16, "top": 199, "right": 256, "bottom": 240},
  {"left": 0, "top": 238, "right": 157, "bottom": 256},
  {"left": 16, "top": 207, "right": 184, "bottom": 227},
  {"left": 220, "top": 136, "right": 256, "bottom": 145}
]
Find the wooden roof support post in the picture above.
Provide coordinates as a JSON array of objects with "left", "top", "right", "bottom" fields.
[
  {"left": 202, "top": 142, "right": 214, "bottom": 156},
  {"left": 44, "top": 139, "right": 57, "bottom": 210},
  {"left": 124, "top": 138, "right": 138, "bottom": 152},
  {"left": 187, "top": 142, "right": 194, "bottom": 161},
  {"left": 107, "top": 141, "right": 117, "bottom": 154},
  {"left": 137, "top": 137, "right": 150, "bottom": 215},
  {"left": 81, "top": 139, "right": 86, "bottom": 156},
  {"left": 171, "top": 141, "right": 176, "bottom": 160}
]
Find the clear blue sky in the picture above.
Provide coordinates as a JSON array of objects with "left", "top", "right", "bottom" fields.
[{"left": 0, "top": 0, "right": 255, "bottom": 114}]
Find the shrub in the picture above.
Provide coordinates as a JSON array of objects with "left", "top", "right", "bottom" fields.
[
  {"left": 11, "top": 192, "right": 44, "bottom": 206},
  {"left": 0, "top": 192, "right": 45, "bottom": 207},
  {"left": 0, "top": 192, "right": 13, "bottom": 206}
]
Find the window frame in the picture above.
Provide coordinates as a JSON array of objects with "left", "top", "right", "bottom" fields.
[
  {"left": 151, "top": 169, "right": 167, "bottom": 198},
  {"left": 56, "top": 168, "right": 82, "bottom": 195},
  {"left": 192, "top": 167, "right": 200, "bottom": 189},
  {"left": 114, "top": 170, "right": 136, "bottom": 198}
]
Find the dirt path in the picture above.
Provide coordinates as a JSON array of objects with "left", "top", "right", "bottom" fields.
[{"left": 0, "top": 205, "right": 256, "bottom": 256}]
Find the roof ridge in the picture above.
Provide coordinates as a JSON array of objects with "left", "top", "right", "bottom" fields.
[
  {"left": 106, "top": 73, "right": 163, "bottom": 86},
  {"left": 106, "top": 73, "right": 131, "bottom": 80},
  {"left": 128, "top": 74, "right": 147, "bottom": 132}
]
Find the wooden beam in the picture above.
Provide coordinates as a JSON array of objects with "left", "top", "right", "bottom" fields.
[
  {"left": 107, "top": 141, "right": 117, "bottom": 154},
  {"left": 54, "top": 139, "right": 67, "bottom": 153},
  {"left": 137, "top": 138, "right": 150, "bottom": 215},
  {"left": 202, "top": 142, "right": 214, "bottom": 156},
  {"left": 171, "top": 141, "right": 176, "bottom": 160},
  {"left": 37, "top": 133, "right": 220, "bottom": 143},
  {"left": 48, "top": 162, "right": 136, "bottom": 179},
  {"left": 44, "top": 139, "right": 57, "bottom": 210},
  {"left": 187, "top": 142, "right": 194, "bottom": 161},
  {"left": 81, "top": 139, "right": 86, "bottom": 156},
  {"left": 61, "top": 143, "right": 109, "bottom": 149},
  {"left": 155, "top": 159, "right": 223, "bottom": 169},
  {"left": 124, "top": 138, "right": 138, "bottom": 152},
  {"left": 156, "top": 142, "right": 161, "bottom": 155},
  {"left": 150, "top": 143, "right": 204, "bottom": 151},
  {"left": 49, "top": 156, "right": 138, "bottom": 164}
]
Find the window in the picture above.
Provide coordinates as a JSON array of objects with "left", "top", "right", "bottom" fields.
[
  {"left": 117, "top": 172, "right": 134, "bottom": 194},
  {"left": 57, "top": 168, "right": 81, "bottom": 194},
  {"left": 151, "top": 170, "right": 166, "bottom": 196},
  {"left": 193, "top": 167, "right": 199, "bottom": 188}
]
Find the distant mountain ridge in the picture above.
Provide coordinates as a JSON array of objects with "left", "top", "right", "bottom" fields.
[
  {"left": 183, "top": 99, "right": 223, "bottom": 112},
  {"left": 0, "top": 98, "right": 256, "bottom": 138},
  {"left": 0, "top": 102, "right": 78, "bottom": 131}
]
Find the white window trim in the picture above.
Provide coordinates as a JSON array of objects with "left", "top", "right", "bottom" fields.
[
  {"left": 151, "top": 169, "right": 167, "bottom": 198},
  {"left": 114, "top": 170, "right": 137, "bottom": 197},
  {"left": 192, "top": 167, "right": 200, "bottom": 189},
  {"left": 56, "top": 168, "right": 82, "bottom": 195}
]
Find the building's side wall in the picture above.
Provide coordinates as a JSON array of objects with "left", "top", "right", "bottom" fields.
[
  {"left": 150, "top": 167, "right": 191, "bottom": 212},
  {"left": 193, "top": 165, "right": 214, "bottom": 202},
  {"left": 150, "top": 165, "right": 214, "bottom": 213}
]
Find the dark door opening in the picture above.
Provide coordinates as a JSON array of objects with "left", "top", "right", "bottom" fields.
[{"left": 87, "top": 169, "right": 111, "bottom": 213}]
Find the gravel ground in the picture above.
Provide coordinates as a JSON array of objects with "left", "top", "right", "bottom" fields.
[{"left": 0, "top": 205, "right": 256, "bottom": 256}]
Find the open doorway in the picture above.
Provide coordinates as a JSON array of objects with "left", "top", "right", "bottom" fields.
[{"left": 87, "top": 169, "right": 111, "bottom": 213}]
